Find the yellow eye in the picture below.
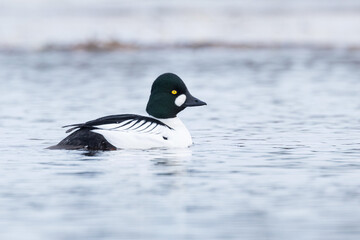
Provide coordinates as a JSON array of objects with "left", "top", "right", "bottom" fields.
[{"left": 171, "top": 90, "right": 177, "bottom": 95}]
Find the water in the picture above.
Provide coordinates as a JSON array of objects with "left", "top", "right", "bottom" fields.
[{"left": 1, "top": 48, "right": 360, "bottom": 240}]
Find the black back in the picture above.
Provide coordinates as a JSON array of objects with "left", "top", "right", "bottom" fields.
[{"left": 48, "top": 114, "right": 171, "bottom": 151}]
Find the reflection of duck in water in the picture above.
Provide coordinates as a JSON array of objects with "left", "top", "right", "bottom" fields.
[{"left": 49, "top": 73, "right": 206, "bottom": 150}]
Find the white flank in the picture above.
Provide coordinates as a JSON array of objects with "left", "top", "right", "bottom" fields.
[
  {"left": 92, "top": 117, "right": 192, "bottom": 149},
  {"left": 175, "top": 94, "right": 186, "bottom": 107}
]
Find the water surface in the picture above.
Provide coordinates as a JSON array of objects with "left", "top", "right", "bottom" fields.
[{"left": 1, "top": 48, "right": 360, "bottom": 239}]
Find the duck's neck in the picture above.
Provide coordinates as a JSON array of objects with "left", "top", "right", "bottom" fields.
[
  {"left": 154, "top": 116, "right": 189, "bottom": 133},
  {"left": 156, "top": 117, "right": 181, "bottom": 128}
]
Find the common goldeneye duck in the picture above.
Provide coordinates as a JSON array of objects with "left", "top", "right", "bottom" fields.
[{"left": 49, "top": 73, "right": 206, "bottom": 150}]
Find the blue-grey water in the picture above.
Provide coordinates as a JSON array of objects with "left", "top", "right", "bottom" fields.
[{"left": 1, "top": 48, "right": 360, "bottom": 240}]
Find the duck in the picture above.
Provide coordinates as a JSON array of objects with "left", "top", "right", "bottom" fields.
[{"left": 48, "top": 73, "right": 206, "bottom": 150}]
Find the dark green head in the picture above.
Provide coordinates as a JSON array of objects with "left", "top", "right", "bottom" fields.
[{"left": 146, "top": 73, "right": 206, "bottom": 119}]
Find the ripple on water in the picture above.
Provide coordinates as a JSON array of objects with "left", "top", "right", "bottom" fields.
[{"left": 1, "top": 48, "right": 360, "bottom": 240}]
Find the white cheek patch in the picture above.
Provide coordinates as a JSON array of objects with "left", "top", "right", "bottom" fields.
[{"left": 175, "top": 94, "right": 186, "bottom": 107}]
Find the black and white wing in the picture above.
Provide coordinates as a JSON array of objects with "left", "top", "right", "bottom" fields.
[{"left": 63, "top": 114, "right": 172, "bottom": 135}]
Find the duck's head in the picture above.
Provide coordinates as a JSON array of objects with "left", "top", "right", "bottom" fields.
[{"left": 146, "top": 73, "right": 207, "bottom": 119}]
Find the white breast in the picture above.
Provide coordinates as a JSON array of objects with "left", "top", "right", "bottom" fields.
[{"left": 92, "top": 117, "right": 192, "bottom": 149}]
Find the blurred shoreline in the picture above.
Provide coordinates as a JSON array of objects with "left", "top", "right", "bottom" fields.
[
  {"left": 2, "top": 41, "right": 360, "bottom": 53},
  {"left": 2, "top": 0, "right": 360, "bottom": 52}
]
